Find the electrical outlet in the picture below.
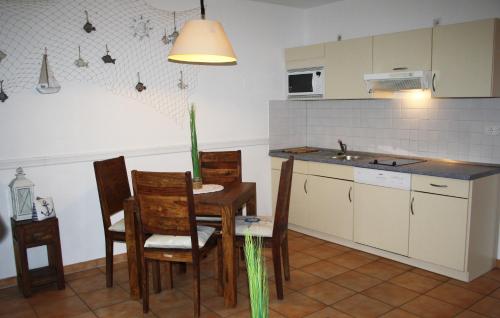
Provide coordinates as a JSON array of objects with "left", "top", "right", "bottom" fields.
[{"left": 484, "top": 125, "right": 500, "bottom": 136}]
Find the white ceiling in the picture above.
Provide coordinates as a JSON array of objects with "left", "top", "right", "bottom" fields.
[{"left": 247, "top": 0, "right": 343, "bottom": 9}]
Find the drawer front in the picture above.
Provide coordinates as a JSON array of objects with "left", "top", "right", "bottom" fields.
[
  {"left": 412, "top": 175, "right": 470, "bottom": 198},
  {"left": 308, "top": 162, "right": 353, "bottom": 180},
  {"left": 271, "top": 158, "right": 308, "bottom": 174},
  {"left": 24, "top": 227, "right": 54, "bottom": 245}
]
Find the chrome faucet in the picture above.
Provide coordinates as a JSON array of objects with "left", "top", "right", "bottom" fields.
[{"left": 338, "top": 139, "right": 347, "bottom": 155}]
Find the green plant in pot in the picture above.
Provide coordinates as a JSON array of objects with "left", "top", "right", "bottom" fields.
[
  {"left": 244, "top": 232, "right": 269, "bottom": 318},
  {"left": 189, "top": 103, "right": 202, "bottom": 189}
]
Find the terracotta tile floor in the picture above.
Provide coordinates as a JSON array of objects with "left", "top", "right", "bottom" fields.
[{"left": 2, "top": 230, "right": 500, "bottom": 318}]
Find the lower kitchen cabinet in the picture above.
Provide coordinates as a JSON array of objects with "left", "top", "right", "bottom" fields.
[
  {"left": 409, "top": 191, "right": 468, "bottom": 271},
  {"left": 354, "top": 183, "right": 410, "bottom": 256},
  {"left": 270, "top": 157, "right": 499, "bottom": 281},
  {"left": 289, "top": 172, "right": 309, "bottom": 228},
  {"left": 308, "top": 175, "right": 353, "bottom": 240}
]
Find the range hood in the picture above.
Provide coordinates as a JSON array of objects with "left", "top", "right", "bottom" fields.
[{"left": 364, "top": 70, "right": 432, "bottom": 93}]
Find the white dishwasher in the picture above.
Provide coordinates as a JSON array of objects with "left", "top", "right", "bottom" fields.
[{"left": 353, "top": 168, "right": 411, "bottom": 256}]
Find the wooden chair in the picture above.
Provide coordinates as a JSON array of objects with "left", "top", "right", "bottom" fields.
[
  {"left": 132, "top": 170, "right": 220, "bottom": 316},
  {"left": 93, "top": 156, "right": 130, "bottom": 288},
  {"left": 196, "top": 150, "right": 242, "bottom": 225},
  {"left": 235, "top": 156, "right": 294, "bottom": 300}
]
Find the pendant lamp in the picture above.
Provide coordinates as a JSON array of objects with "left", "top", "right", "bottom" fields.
[{"left": 168, "top": 0, "right": 237, "bottom": 64}]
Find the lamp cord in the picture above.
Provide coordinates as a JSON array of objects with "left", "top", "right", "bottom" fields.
[{"left": 200, "top": 0, "right": 205, "bottom": 19}]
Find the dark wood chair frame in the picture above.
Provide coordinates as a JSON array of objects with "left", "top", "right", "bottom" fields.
[
  {"left": 236, "top": 156, "right": 294, "bottom": 300},
  {"left": 197, "top": 150, "right": 243, "bottom": 228},
  {"left": 93, "top": 156, "right": 130, "bottom": 288},
  {"left": 132, "top": 170, "right": 221, "bottom": 317}
]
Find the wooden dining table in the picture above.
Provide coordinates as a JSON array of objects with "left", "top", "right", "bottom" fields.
[{"left": 124, "top": 182, "right": 256, "bottom": 308}]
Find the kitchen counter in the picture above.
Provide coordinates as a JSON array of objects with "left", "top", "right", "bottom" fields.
[{"left": 269, "top": 148, "right": 500, "bottom": 180}]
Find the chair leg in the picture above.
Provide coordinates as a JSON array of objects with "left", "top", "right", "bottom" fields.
[
  {"left": 178, "top": 262, "right": 187, "bottom": 274},
  {"left": 105, "top": 238, "right": 113, "bottom": 288},
  {"left": 162, "top": 262, "right": 173, "bottom": 290},
  {"left": 152, "top": 260, "right": 161, "bottom": 294},
  {"left": 142, "top": 258, "right": 149, "bottom": 313},
  {"left": 192, "top": 262, "right": 201, "bottom": 318},
  {"left": 272, "top": 242, "right": 284, "bottom": 300},
  {"left": 216, "top": 240, "right": 223, "bottom": 296},
  {"left": 281, "top": 236, "right": 290, "bottom": 281},
  {"left": 240, "top": 246, "right": 245, "bottom": 261}
]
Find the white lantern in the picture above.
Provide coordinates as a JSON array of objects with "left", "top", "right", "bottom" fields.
[{"left": 9, "top": 167, "right": 35, "bottom": 221}]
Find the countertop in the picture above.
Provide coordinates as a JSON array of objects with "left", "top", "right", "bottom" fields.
[{"left": 269, "top": 148, "right": 500, "bottom": 180}]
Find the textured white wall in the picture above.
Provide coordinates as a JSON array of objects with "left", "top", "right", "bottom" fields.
[
  {"left": 304, "top": 0, "right": 500, "bottom": 45},
  {"left": 0, "top": 0, "right": 304, "bottom": 280}
]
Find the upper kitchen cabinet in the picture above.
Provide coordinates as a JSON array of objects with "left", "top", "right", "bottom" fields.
[
  {"left": 373, "top": 28, "right": 432, "bottom": 73},
  {"left": 325, "top": 37, "right": 373, "bottom": 99},
  {"left": 432, "top": 18, "right": 500, "bottom": 97},
  {"left": 285, "top": 43, "right": 325, "bottom": 70}
]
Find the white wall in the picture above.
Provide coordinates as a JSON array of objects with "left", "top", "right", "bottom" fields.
[
  {"left": 0, "top": 0, "right": 304, "bottom": 280},
  {"left": 304, "top": 0, "right": 500, "bottom": 45}
]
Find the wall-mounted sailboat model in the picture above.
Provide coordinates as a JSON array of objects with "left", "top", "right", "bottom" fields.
[{"left": 36, "top": 48, "right": 61, "bottom": 94}]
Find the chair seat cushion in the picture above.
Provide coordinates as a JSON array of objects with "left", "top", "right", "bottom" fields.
[
  {"left": 196, "top": 216, "right": 222, "bottom": 222},
  {"left": 144, "top": 226, "right": 215, "bottom": 249},
  {"left": 235, "top": 215, "right": 273, "bottom": 237},
  {"left": 108, "top": 217, "right": 125, "bottom": 232}
]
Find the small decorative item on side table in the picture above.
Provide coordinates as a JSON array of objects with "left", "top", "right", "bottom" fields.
[
  {"left": 11, "top": 217, "right": 65, "bottom": 297},
  {"left": 9, "top": 167, "right": 35, "bottom": 221},
  {"left": 189, "top": 103, "right": 202, "bottom": 189}
]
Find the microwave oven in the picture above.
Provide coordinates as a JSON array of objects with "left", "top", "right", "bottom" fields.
[{"left": 287, "top": 67, "right": 324, "bottom": 98}]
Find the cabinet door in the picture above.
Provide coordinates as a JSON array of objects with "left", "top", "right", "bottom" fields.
[
  {"left": 432, "top": 19, "right": 495, "bottom": 97},
  {"left": 308, "top": 176, "right": 353, "bottom": 240},
  {"left": 325, "top": 37, "right": 373, "bottom": 99},
  {"left": 271, "top": 169, "right": 280, "bottom": 216},
  {"left": 289, "top": 173, "right": 309, "bottom": 228},
  {"left": 285, "top": 44, "right": 325, "bottom": 70},
  {"left": 373, "top": 28, "right": 432, "bottom": 73},
  {"left": 354, "top": 183, "right": 410, "bottom": 255},
  {"left": 409, "top": 192, "right": 468, "bottom": 271}
]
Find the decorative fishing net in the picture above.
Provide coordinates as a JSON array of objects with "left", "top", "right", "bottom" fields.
[{"left": 0, "top": 0, "right": 200, "bottom": 125}]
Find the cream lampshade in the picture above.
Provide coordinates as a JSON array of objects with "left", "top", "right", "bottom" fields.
[{"left": 168, "top": 0, "right": 237, "bottom": 64}]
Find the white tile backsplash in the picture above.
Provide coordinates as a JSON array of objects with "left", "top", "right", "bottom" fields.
[{"left": 270, "top": 98, "right": 500, "bottom": 164}]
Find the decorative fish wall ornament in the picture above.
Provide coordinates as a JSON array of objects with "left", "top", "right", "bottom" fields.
[
  {"left": 162, "top": 12, "right": 179, "bottom": 45},
  {"left": 101, "top": 44, "right": 116, "bottom": 64},
  {"left": 83, "top": 10, "right": 96, "bottom": 33},
  {"left": 0, "top": 50, "right": 6, "bottom": 63},
  {"left": 135, "top": 72, "right": 146, "bottom": 92},
  {"left": 74, "top": 46, "right": 89, "bottom": 68},
  {"left": 0, "top": 80, "right": 8, "bottom": 102},
  {"left": 131, "top": 15, "right": 152, "bottom": 40}
]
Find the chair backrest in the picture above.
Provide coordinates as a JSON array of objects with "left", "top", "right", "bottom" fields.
[
  {"left": 273, "top": 156, "right": 294, "bottom": 239},
  {"left": 131, "top": 170, "right": 198, "bottom": 250},
  {"left": 94, "top": 156, "right": 131, "bottom": 230},
  {"left": 199, "top": 150, "right": 242, "bottom": 186}
]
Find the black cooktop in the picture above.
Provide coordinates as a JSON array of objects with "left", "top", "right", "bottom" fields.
[{"left": 369, "top": 157, "right": 426, "bottom": 167}]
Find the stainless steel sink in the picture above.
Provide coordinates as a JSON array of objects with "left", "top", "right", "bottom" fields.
[{"left": 331, "top": 154, "right": 362, "bottom": 161}]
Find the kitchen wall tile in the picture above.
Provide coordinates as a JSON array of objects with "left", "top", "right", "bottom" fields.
[{"left": 269, "top": 98, "right": 500, "bottom": 164}]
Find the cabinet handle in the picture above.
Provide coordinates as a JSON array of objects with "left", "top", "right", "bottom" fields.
[
  {"left": 304, "top": 179, "right": 308, "bottom": 194},
  {"left": 410, "top": 197, "right": 415, "bottom": 215},
  {"left": 432, "top": 73, "right": 436, "bottom": 92},
  {"left": 348, "top": 186, "right": 352, "bottom": 203},
  {"left": 392, "top": 67, "right": 408, "bottom": 71},
  {"left": 430, "top": 183, "right": 448, "bottom": 188}
]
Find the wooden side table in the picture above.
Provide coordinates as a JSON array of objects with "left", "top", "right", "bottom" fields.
[{"left": 11, "top": 217, "right": 65, "bottom": 297}]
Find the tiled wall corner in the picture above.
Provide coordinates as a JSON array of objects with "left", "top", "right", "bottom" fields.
[{"left": 269, "top": 100, "right": 307, "bottom": 149}]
